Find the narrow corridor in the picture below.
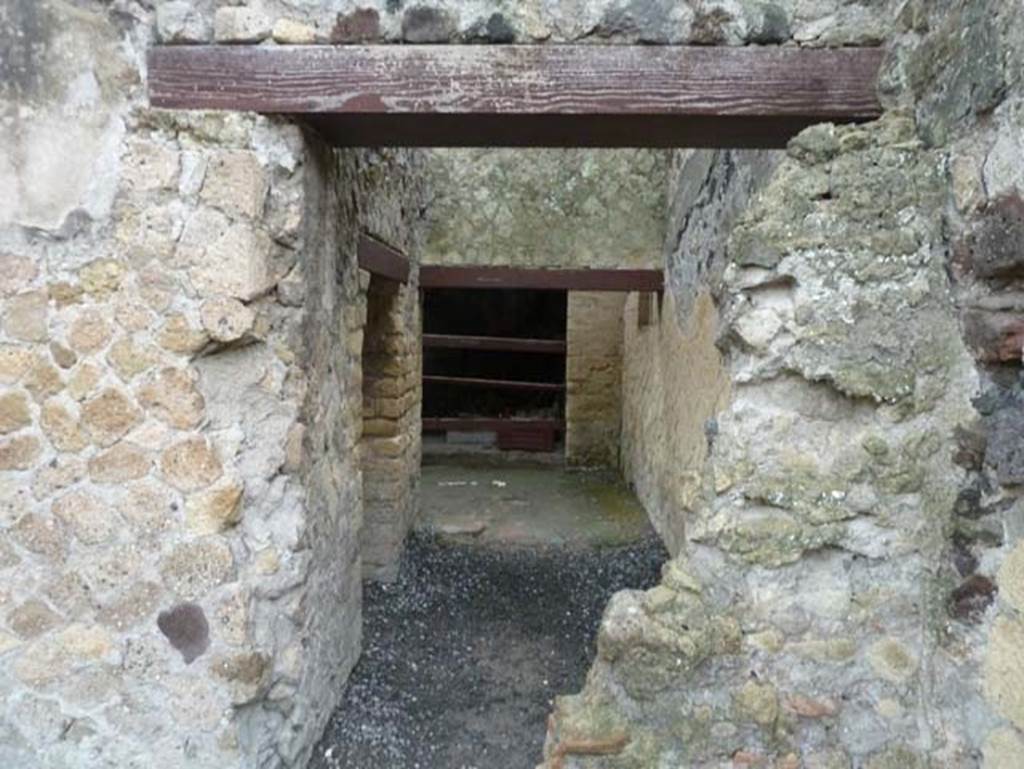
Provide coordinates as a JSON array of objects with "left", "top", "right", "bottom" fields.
[{"left": 309, "top": 462, "right": 665, "bottom": 769}]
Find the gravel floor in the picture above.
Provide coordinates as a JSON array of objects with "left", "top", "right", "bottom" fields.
[{"left": 308, "top": 531, "right": 667, "bottom": 769}]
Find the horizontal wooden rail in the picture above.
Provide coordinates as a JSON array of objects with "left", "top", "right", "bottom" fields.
[
  {"left": 357, "top": 234, "right": 409, "bottom": 283},
  {"left": 420, "top": 266, "right": 663, "bottom": 291},
  {"left": 147, "top": 45, "right": 884, "bottom": 148},
  {"left": 423, "top": 334, "right": 567, "bottom": 354},
  {"left": 422, "top": 417, "right": 565, "bottom": 432},
  {"left": 423, "top": 375, "right": 565, "bottom": 392}
]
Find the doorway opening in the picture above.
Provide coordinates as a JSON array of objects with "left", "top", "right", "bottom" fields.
[
  {"left": 358, "top": 273, "right": 420, "bottom": 581},
  {"left": 143, "top": 37, "right": 891, "bottom": 769},
  {"left": 422, "top": 287, "right": 568, "bottom": 456},
  {"left": 311, "top": 146, "right": 686, "bottom": 768}
]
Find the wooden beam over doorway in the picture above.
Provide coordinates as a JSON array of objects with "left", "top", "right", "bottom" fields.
[
  {"left": 147, "top": 45, "right": 884, "bottom": 148},
  {"left": 420, "top": 266, "right": 663, "bottom": 291},
  {"left": 357, "top": 234, "right": 410, "bottom": 283}
]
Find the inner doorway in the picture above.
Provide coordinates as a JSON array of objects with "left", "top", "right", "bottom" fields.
[{"left": 422, "top": 287, "right": 568, "bottom": 455}]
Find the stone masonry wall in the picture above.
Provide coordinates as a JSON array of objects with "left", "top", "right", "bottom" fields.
[
  {"left": 619, "top": 289, "right": 728, "bottom": 555},
  {"left": 542, "top": 0, "right": 1024, "bottom": 762},
  {"left": 4, "top": 2, "right": 1021, "bottom": 769},
  {"left": 0, "top": 3, "right": 425, "bottom": 767},
  {"left": 544, "top": 110, "right": 983, "bottom": 769},
  {"left": 422, "top": 150, "right": 666, "bottom": 270},
  {"left": 906, "top": 1, "right": 1024, "bottom": 765},
  {"left": 150, "top": 0, "right": 889, "bottom": 47},
  {"left": 618, "top": 148, "right": 778, "bottom": 553}
]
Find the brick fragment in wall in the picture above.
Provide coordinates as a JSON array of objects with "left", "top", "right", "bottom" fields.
[
  {"left": 953, "top": 195, "right": 1024, "bottom": 280},
  {"left": 962, "top": 310, "right": 1024, "bottom": 363},
  {"left": 365, "top": 393, "right": 417, "bottom": 420}
]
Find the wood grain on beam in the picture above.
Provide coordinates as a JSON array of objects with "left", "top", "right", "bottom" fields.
[
  {"left": 423, "top": 375, "right": 565, "bottom": 392},
  {"left": 420, "top": 266, "right": 663, "bottom": 291},
  {"left": 357, "top": 234, "right": 410, "bottom": 283},
  {"left": 423, "top": 334, "right": 567, "bottom": 354},
  {"left": 147, "top": 45, "right": 884, "bottom": 148}
]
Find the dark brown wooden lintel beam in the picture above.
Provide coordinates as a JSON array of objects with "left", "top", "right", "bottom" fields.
[
  {"left": 357, "top": 234, "right": 410, "bottom": 283},
  {"left": 147, "top": 45, "right": 884, "bottom": 149},
  {"left": 420, "top": 266, "right": 663, "bottom": 291}
]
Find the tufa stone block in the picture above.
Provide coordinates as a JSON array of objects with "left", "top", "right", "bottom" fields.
[
  {"left": 984, "top": 617, "right": 1024, "bottom": 729},
  {"left": 998, "top": 542, "right": 1024, "bottom": 613},
  {"left": 158, "top": 314, "right": 211, "bottom": 355},
  {"left": 68, "top": 310, "right": 113, "bottom": 355},
  {"left": 52, "top": 489, "right": 117, "bottom": 545},
  {"left": 0, "top": 434, "right": 42, "bottom": 471},
  {"left": 0, "top": 254, "right": 38, "bottom": 296},
  {"left": 97, "top": 581, "right": 163, "bottom": 631},
  {"left": 200, "top": 151, "right": 268, "bottom": 219},
  {"left": 9, "top": 513, "right": 66, "bottom": 559},
  {"left": 88, "top": 442, "right": 152, "bottom": 484},
  {"left": 160, "top": 538, "right": 235, "bottom": 600},
  {"left": 0, "top": 392, "right": 31, "bottom": 434},
  {"left": 3, "top": 292, "right": 48, "bottom": 342},
  {"left": 186, "top": 481, "right": 244, "bottom": 535},
  {"left": 272, "top": 18, "right": 317, "bottom": 44},
  {"left": 160, "top": 437, "right": 223, "bottom": 491},
  {"left": 189, "top": 225, "right": 274, "bottom": 301},
  {"left": 156, "top": 0, "right": 212, "bottom": 43},
  {"left": 200, "top": 296, "right": 255, "bottom": 343},
  {"left": 214, "top": 7, "right": 271, "bottom": 44},
  {"left": 8, "top": 600, "right": 61, "bottom": 640},
  {"left": 81, "top": 388, "right": 142, "bottom": 447},
  {"left": 138, "top": 367, "right": 205, "bottom": 430},
  {"left": 40, "top": 400, "right": 87, "bottom": 452}
]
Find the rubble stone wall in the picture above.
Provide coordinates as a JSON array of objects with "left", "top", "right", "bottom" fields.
[
  {"left": 3, "top": 1, "right": 1022, "bottom": 769},
  {"left": 543, "top": 2, "right": 1024, "bottom": 767},
  {"left": 150, "top": 0, "right": 890, "bottom": 47},
  {"left": 422, "top": 149, "right": 666, "bottom": 270},
  {"left": 618, "top": 148, "right": 779, "bottom": 553},
  {"left": 0, "top": 3, "right": 425, "bottom": 768}
]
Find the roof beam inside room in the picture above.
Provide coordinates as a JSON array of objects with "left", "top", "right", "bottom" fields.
[
  {"left": 147, "top": 45, "right": 884, "bottom": 148},
  {"left": 419, "top": 266, "right": 663, "bottom": 291}
]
